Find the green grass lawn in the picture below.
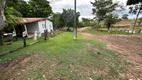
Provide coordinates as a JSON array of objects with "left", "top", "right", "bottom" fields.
[
  {"left": 84, "top": 27, "right": 142, "bottom": 35},
  {"left": 0, "top": 36, "right": 44, "bottom": 54},
  {"left": 0, "top": 32, "right": 126, "bottom": 80}
]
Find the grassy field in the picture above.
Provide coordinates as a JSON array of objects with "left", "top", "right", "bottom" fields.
[
  {"left": 0, "top": 37, "right": 44, "bottom": 54},
  {"left": 83, "top": 27, "right": 142, "bottom": 35},
  {"left": 0, "top": 32, "right": 126, "bottom": 80}
]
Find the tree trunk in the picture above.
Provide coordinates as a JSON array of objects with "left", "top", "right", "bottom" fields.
[
  {"left": 0, "top": 0, "right": 6, "bottom": 30},
  {"left": 132, "top": 9, "right": 141, "bottom": 33},
  {"left": 107, "top": 24, "right": 111, "bottom": 33},
  {"left": 0, "top": 34, "right": 4, "bottom": 45},
  {"left": 96, "top": 20, "right": 100, "bottom": 30}
]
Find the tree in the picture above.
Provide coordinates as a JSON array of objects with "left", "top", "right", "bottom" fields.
[
  {"left": 104, "top": 14, "right": 120, "bottom": 32},
  {"left": 28, "top": 0, "right": 52, "bottom": 17},
  {"left": 81, "top": 18, "right": 95, "bottom": 27},
  {"left": 127, "top": 0, "right": 142, "bottom": 33},
  {"left": 51, "top": 13, "right": 62, "bottom": 29},
  {"left": 5, "top": 7, "right": 22, "bottom": 28},
  {"left": 5, "top": 0, "right": 31, "bottom": 17},
  {"left": 60, "top": 9, "right": 80, "bottom": 31},
  {"left": 0, "top": 0, "right": 6, "bottom": 45},
  {"left": 122, "top": 14, "right": 129, "bottom": 19},
  {"left": 91, "top": 0, "right": 118, "bottom": 30},
  {"left": 0, "top": 0, "right": 6, "bottom": 30}
]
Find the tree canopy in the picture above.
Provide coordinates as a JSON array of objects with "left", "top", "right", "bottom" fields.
[
  {"left": 51, "top": 13, "right": 62, "bottom": 29},
  {"left": 91, "top": 0, "right": 118, "bottom": 21},
  {"left": 60, "top": 9, "right": 80, "bottom": 31},
  {"left": 122, "top": 14, "right": 129, "bottom": 19},
  {"left": 5, "top": 0, "right": 52, "bottom": 17},
  {"left": 91, "top": 0, "right": 121, "bottom": 32},
  {"left": 127, "top": 0, "right": 142, "bottom": 5},
  {"left": 28, "top": 0, "right": 52, "bottom": 17}
]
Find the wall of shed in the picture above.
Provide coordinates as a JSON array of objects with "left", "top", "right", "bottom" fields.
[
  {"left": 26, "top": 22, "right": 39, "bottom": 34},
  {"left": 38, "top": 20, "right": 53, "bottom": 33}
]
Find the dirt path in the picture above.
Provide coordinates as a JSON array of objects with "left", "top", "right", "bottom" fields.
[{"left": 78, "top": 27, "right": 142, "bottom": 79}]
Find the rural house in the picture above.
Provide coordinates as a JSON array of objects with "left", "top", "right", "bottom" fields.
[{"left": 17, "top": 18, "right": 53, "bottom": 37}]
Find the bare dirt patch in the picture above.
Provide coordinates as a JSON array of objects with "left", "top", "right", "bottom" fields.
[
  {"left": 0, "top": 53, "right": 44, "bottom": 80},
  {"left": 78, "top": 27, "right": 142, "bottom": 79}
]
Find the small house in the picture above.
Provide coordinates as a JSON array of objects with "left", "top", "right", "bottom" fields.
[{"left": 18, "top": 18, "right": 53, "bottom": 37}]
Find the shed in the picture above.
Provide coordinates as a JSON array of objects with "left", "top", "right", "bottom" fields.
[{"left": 19, "top": 18, "right": 53, "bottom": 37}]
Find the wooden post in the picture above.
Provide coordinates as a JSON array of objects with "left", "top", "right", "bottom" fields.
[
  {"left": 44, "top": 29, "right": 48, "bottom": 40},
  {"left": 22, "top": 25, "right": 27, "bottom": 47},
  {"left": 44, "top": 19, "right": 48, "bottom": 40},
  {"left": 23, "top": 36, "right": 26, "bottom": 47},
  {"left": 0, "top": 34, "right": 3, "bottom": 45}
]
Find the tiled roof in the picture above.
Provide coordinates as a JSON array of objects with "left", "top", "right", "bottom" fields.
[{"left": 19, "top": 18, "right": 46, "bottom": 24}]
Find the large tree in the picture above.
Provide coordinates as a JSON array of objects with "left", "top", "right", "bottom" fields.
[
  {"left": 127, "top": 0, "right": 142, "bottom": 33},
  {"left": 5, "top": 0, "right": 31, "bottom": 17},
  {"left": 51, "top": 13, "right": 62, "bottom": 29},
  {"left": 28, "top": 0, "right": 52, "bottom": 17},
  {"left": 0, "top": 0, "right": 6, "bottom": 30},
  {"left": 91, "top": 0, "right": 118, "bottom": 30},
  {"left": 60, "top": 9, "right": 80, "bottom": 31},
  {"left": 0, "top": 0, "right": 6, "bottom": 45},
  {"left": 91, "top": 0, "right": 122, "bottom": 31},
  {"left": 122, "top": 14, "right": 129, "bottom": 19},
  {"left": 104, "top": 14, "right": 120, "bottom": 32}
]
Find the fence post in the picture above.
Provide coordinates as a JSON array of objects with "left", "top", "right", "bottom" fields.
[
  {"left": 0, "top": 34, "right": 4, "bottom": 45},
  {"left": 22, "top": 31, "right": 27, "bottom": 47},
  {"left": 44, "top": 29, "right": 48, "bottom": 40},
  {"left": 23, "top": 36, "right": 26, "bottom": 47}
]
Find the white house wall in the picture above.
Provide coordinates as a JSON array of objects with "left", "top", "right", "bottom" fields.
[
  {"left": 26, "top": 22, "right": 39, "bottom": 34},
  {"left": 38, "top": 21, "right": 46, "bottom": 33},
  {"left": 38, "top": 20, "right": 53, "bottom": 33}
]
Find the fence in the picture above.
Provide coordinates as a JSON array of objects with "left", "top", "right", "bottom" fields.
[{"left": 0, "top": 30, "right": 55, "bottom": 57}]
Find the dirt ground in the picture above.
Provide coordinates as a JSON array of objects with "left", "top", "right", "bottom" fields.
[{"left": 78, "top": 27, "right": 142, "bottom": 79}]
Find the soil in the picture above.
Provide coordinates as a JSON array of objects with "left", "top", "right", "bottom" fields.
[{"left": 78, "top": 27, "right": 142, "bottom": 79}]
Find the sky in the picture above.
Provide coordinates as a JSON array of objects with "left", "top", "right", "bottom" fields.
[{"left": 24, "top": 0, "right": 137, "bottom": 19}]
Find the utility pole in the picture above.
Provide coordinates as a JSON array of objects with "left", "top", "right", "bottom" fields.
[{"left": 74, "top": 0, "right": 77, "bottom": 40}]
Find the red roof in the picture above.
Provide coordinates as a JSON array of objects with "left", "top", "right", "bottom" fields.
[{"left": 19, "top": 18, "right": 46, "bottom": 24}]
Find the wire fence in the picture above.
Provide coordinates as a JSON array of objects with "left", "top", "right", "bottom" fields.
[{"left": 0, "top": 30, "right": 55, "bottom": 57}]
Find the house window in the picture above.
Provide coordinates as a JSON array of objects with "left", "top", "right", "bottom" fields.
[{"left": 42, "top": 24, "right": 45, "bottom": 29}]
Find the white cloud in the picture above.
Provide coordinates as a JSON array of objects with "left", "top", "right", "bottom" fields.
[
  {"left": 25, "top": 0, "right": 134, "bottom": 19},
  {"left": 49, "top": 0, "right": 128, "bottom": 19}
]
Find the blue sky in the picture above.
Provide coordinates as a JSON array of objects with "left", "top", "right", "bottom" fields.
[{"left": 24, "top": 0, "right": 138, "bottom": 19}]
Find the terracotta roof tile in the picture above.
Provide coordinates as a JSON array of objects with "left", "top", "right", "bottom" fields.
[{"left": 19, "top": 18, "right": 46, "bottom": 24}]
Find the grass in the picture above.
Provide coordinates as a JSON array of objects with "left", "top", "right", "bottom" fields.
[
  {"left": 0, "top": 32, "right": 125, "bottom": 80},
  {"left": 84, "top": 27, "right": 142, "bottom": 35},
  {"left": 0, "top": 36, "right": 44, "bottom": 54}
]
